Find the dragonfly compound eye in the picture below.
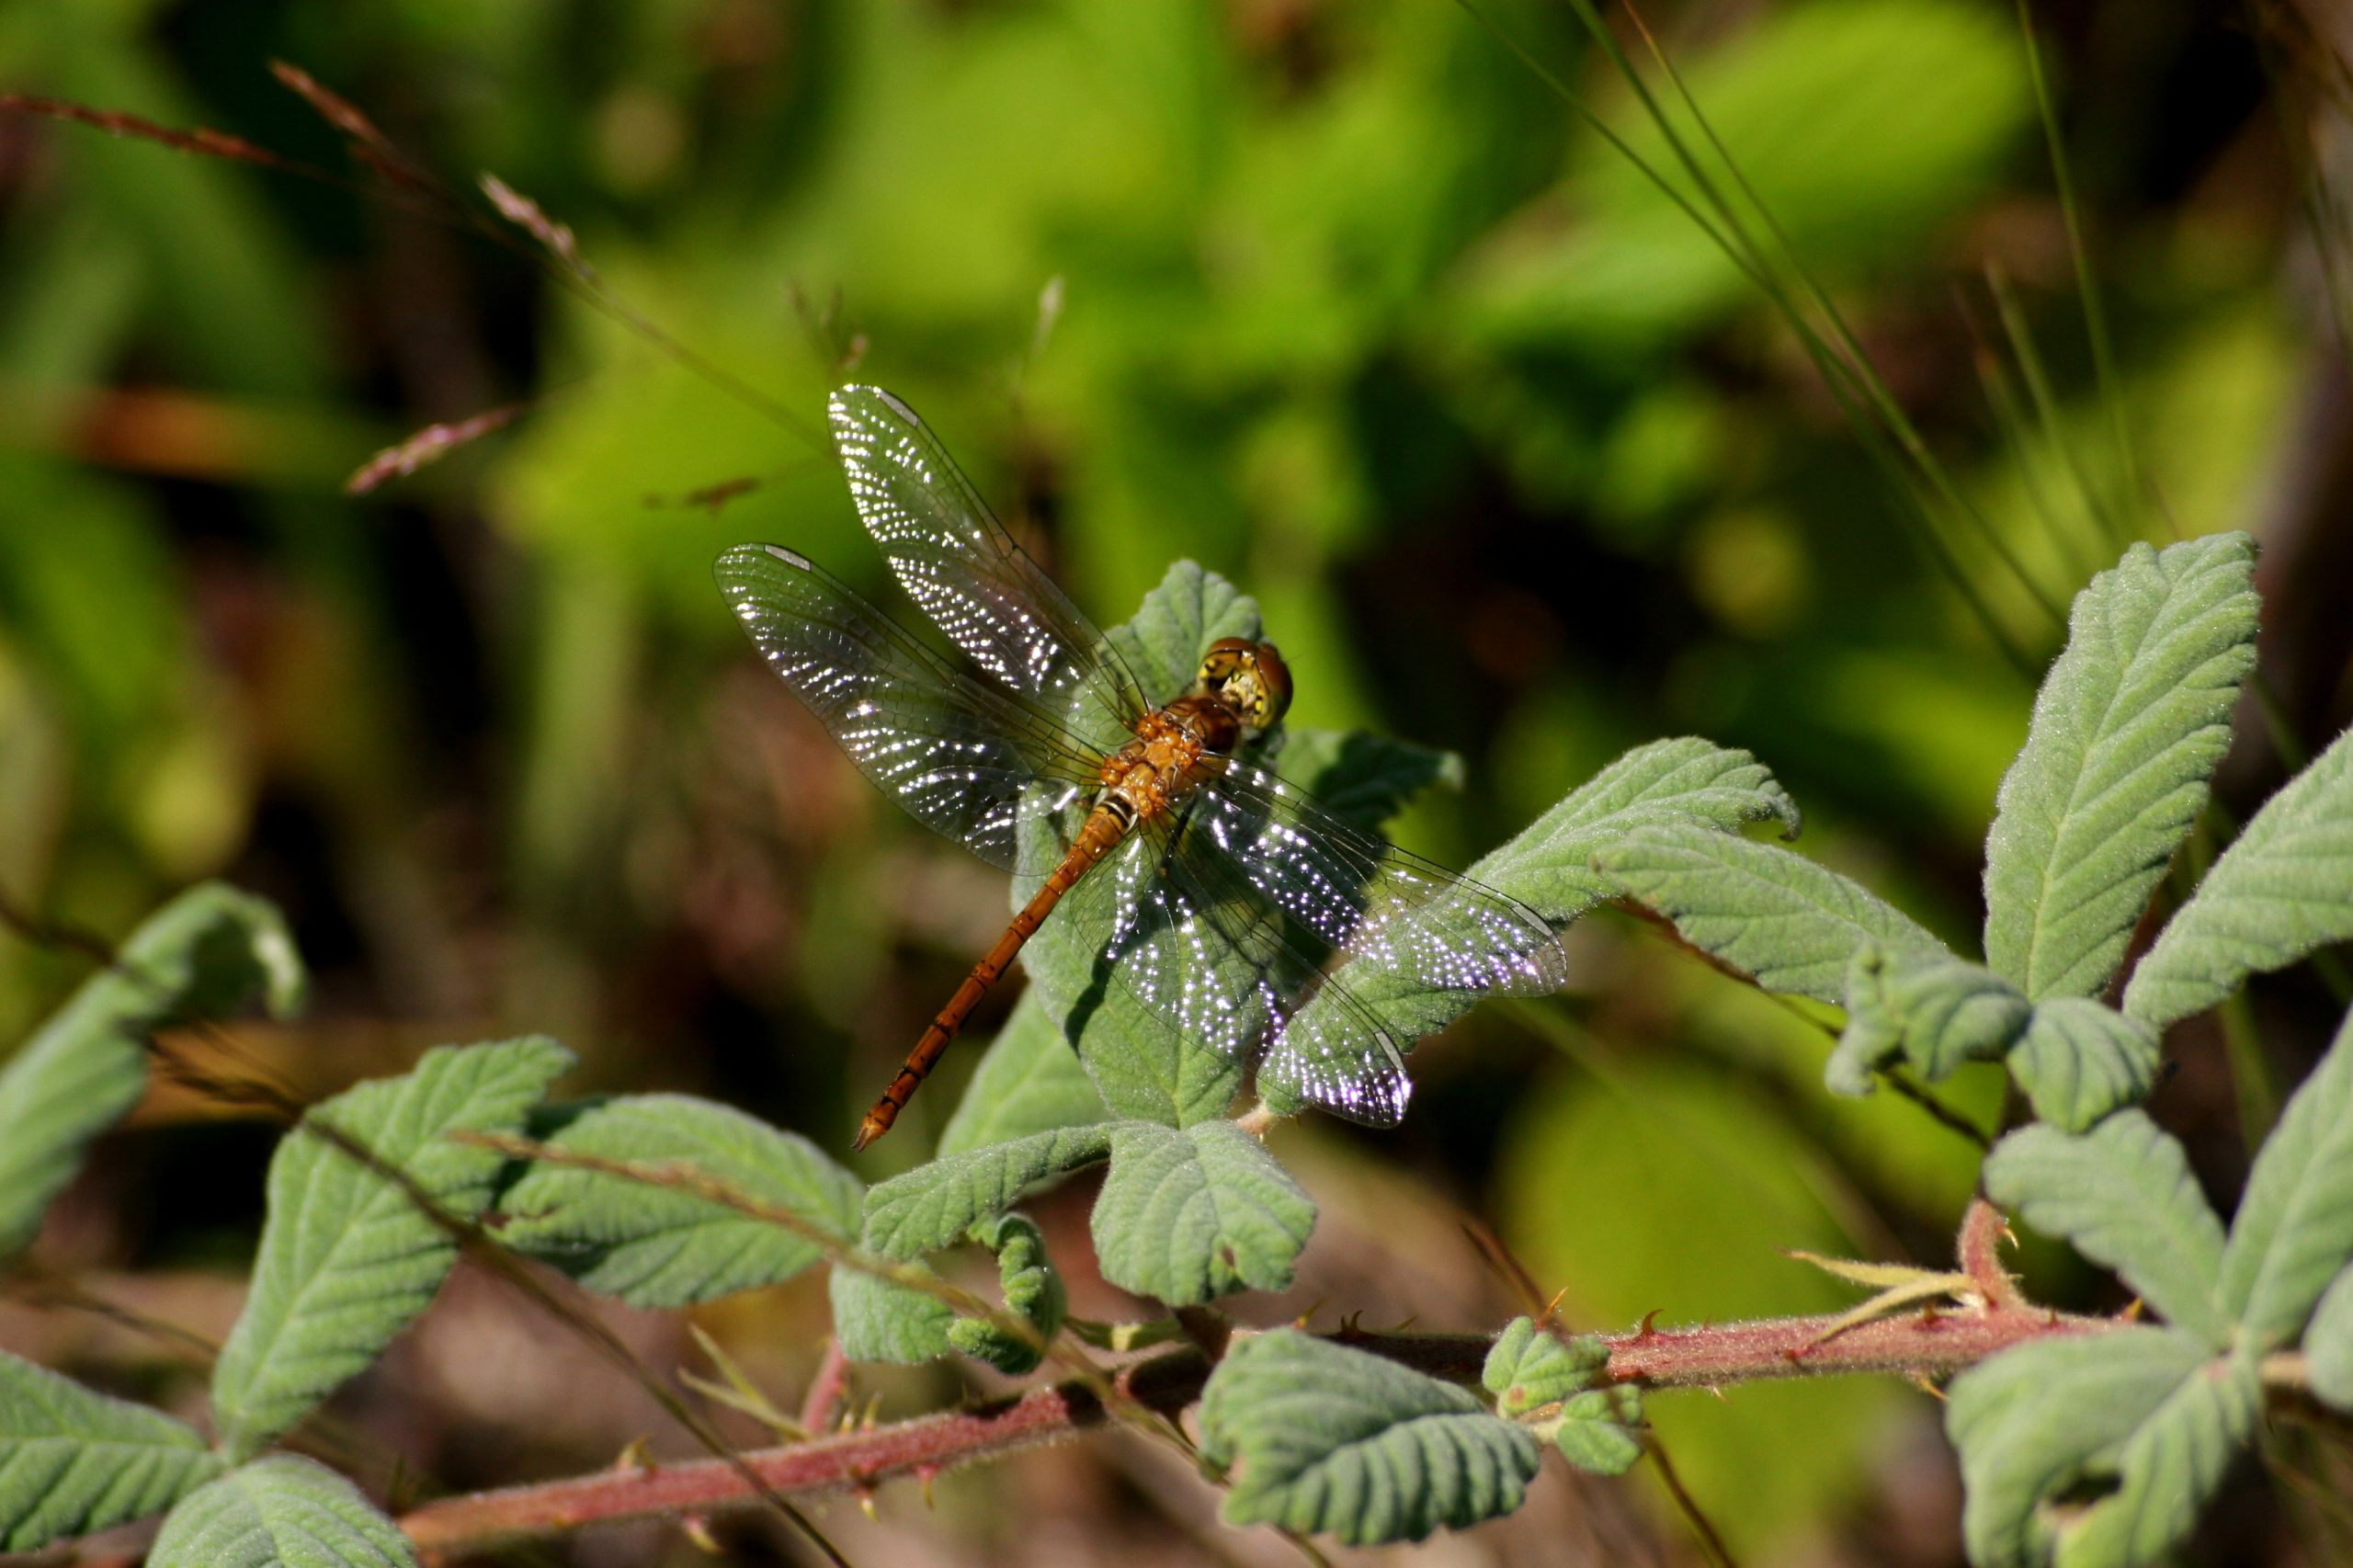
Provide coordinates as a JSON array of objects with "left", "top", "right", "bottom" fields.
[{"left": 1197, "top": 638, "right": 1290, "bottom": 732}]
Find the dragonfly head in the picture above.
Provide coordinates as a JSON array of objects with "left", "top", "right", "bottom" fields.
[{"left": 1197, "top": 637, "right": 1292, "bottom": 734}]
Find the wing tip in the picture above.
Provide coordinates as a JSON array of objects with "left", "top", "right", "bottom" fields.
[{"left": 829, "top": 383, "right": 920, "bottom": 430}]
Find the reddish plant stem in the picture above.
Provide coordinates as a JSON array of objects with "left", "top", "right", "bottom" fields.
[{"left": 398, "top": 1304, "right": 2115, "bottom": 1554}]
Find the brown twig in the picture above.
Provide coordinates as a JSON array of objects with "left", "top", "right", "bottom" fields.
[{"left": 398, "top": 1301, "right": 2120, "bottom": 1553}]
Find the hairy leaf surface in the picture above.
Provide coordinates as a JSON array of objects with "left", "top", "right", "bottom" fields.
[
  {"left": 1948, "top": 1327, "right": 2245, "bottom": 1568},
  {"left": 2006, "top": 997, "right": 2161, "bottom": 1132},
  {"left": 0, "top": 1351, "right": 222, "bottom": 1551},
  {"left": 1984, "top": 1113, "right": 2228, "bottom": 1346},
  {"left": 944, "top": 1212, "right": 1066, "bottom": 1375},
  {"left": 499, "top": 1094, "right": 861, "bottom": 1307},
  {"left": 0, "top": 882, "right": 304, "bottom": 1259},
  {"left": 2214, "top": 1009, "right": 2353, "bottom": 1343},
  {"left": 1202, "top": 1330, "right": 1540, "bottom": 1544},
  {"left": 148, "top": 1455, "right": 415, "bottom": 1568},
  {"left": 864, "top": 1123, "right": 1115, "bottom": 1260},
  {"left": 2126, "top": 723, "right": 2353, "bottom": 1026},
  {"left": 1091, "top": 1121, "right": 1314, "bottom": 1303},
  {"left": 1596, "top": 824, "right": 1947, "bottom": 1004},
  {"left": 829, "top": 1263, "right": 954, "bottom": 1364},
  {"left": 210, "top": 1038, "right": 572, "bottom": 1455},
  {"left": 1983, "top": 534, "right": 2257, "bottom": 1001}
]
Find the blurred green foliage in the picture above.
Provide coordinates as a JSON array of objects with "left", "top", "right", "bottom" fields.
[{"left": 0, "top": 0, "right": 2334, "bottom": 1557}]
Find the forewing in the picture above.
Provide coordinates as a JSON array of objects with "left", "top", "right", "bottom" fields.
[
  {"left": 716, "top": 542, "right": 1096, "bottom": 875},
  {"left": 1048, "top": 814, "right": 1411, "bottom": 1129},
  {"left": 1198, "top": 763, "right": 1568, "bottom": 997},
  {"left": 829, "top": 385, "right": 1146, "bottom": 749}
]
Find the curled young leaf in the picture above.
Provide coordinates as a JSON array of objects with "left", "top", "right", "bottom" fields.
[
  {"left": 945, "top": 1212, "right": 1067, "bottom": 1375},
  {"left": 1828, "top": 948, "right": 2030, "bottom": 1096}
]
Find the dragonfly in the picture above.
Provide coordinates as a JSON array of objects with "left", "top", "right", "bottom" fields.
[{"left": 716, "top": 386, "right": 1565, "bottom": 1150}]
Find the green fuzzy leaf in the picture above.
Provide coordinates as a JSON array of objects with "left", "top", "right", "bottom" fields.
[
  {"left": 936, "top": 990, "right": 1107, "bottom": 1157},
  {"left": 1091, "top": 1121, "right": 1315, "bottom": 1304},
  {"left": 1104, "top": 558, "right": 1264, "bottom": 701},
  {"left": 1827, "top": 949, "right": 2031, "bottom": 1096},
  {"left": 1015, "top": 562, "right": 1258, "bottom": 1129},
  {"left": 1480, "top": 1316, "right": 1610, "bottom": 1415},
  {"left": 863, "top": 1123, "right": 1116, "bottom": 1260},
  {"left": 1948, "top": 1327, "right": 2247, "bottom": 1568},
  {"left": 0, "top": 882, "right": 305, "bottom": 1259},
  {"left": 1983, "top": 534, "right": 2258, "bottom": 1001},
  {"left": 1276, "top": 727, "right": 1463, "bottom": 833},
  {"left": 1291, "top": 738, "right": 1799, "bottom": 1062},
  {"left": 0, "top": 1350, "right": 223, "bottom": 1551},
  {"left": 2214, "top": 1009, "right": 2353, "bottom": 1344},
  {"left": 2007, "top": 998, "right": 2162, "bottom": 1133},
  {"left": 2056, "top": 1349, "right": 2261, "bottom": 1568},
  {"left": 2126, "top": 723, "right": 2353, "bottom": 1027},
  {"left": 210, "top": 1038, "right": 573, "bottom": 1456},
  {"left": 2305, "top": 1267, "right": 2353, "bottom": 1412},
  {"left": 148, "top": 1454, "right": 415, "bottom": 1568},
  {"left": 945, "top": 1212, "right": 1066, "bottom": 1375},
  {"left": 1984, "top": 1113, "right": 2228, "bottom": 1347},
  {"left": 1548, "top": 1386, "right": 1645, "bottom": 1477},
  {"left": 829, "top": 1263, "right": 954, "bottom": 1365},
  {"left": 1475, "top": 735, "right": 1802, "bottom": 921},
  {"left": 498, "top": 1095, "right": 862, "bottom": 1307},
  {"left": 1594, "top": 824, "right": 1948, "bottom": 1004},
  {"left": 1478, "top": 1318, "right": 1641, "bottom": 1476},
  {"left": 1200, "top": 1330, "right": 1540, "bottom": 1544}
]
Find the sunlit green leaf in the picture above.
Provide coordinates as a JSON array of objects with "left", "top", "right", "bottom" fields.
[
  {"left": 2006, "top": 998, "right": 2161, "bottom": 1133},
  {"left": 936, "top": 990, "right": 1107, "bottom": 1157},
  {"left": 829, "top": 1263, "right": 954, "bottom": 1365},
  {"left": 148, "top": 1455, "right": 415, "bottom": 1568},
  {"left": 1983, "top": 534, "right": 2258, "bottom": 1001},
  {"left": 0, "top": 882, "right": 304, "bottom": 1259},
  {"left": 2214, "top": 1009, "right": 2353, "bottom": 1345},
  {"left": 944, "top": 1212, "right": 1066, "bottom": 1375},
  {"left": 1984, "top": 1113, "right": 2228, "bottom": 1347},
  {"left": 1948, "top": 1327, "right": 2247, "bottom": 1568},
  {"left": 2125, "top": 723, "right": 2353, "bottom": 1027},
  {"left": 1201, "top": 1330, "right": 1540, "bottom": 1544},
  {"left": 1595, "top": 824, "right": 1947, "bottom": 1004},
  {"left": 864, "top": 1123, "right": 1115, "bottom": 1261},
  {"left": 498, "top": 1094, "right": 862, "bottom": 1308},
  {"left": 1547, "top": 1385, "right": 1646, "bottom": 1477},
  {"left": 210, "top": 1038, "right": 573, "bottom": 1456},
  {"left": 0, "top": 1350, "right": 222, "bottom": 1551},
  {"left": 1091, "top": 1121, "right": 1314, "bottom": 1304}
]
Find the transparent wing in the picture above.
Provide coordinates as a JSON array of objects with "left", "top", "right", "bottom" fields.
[
  {"left": 828, "top": 385, "right": 1148, "bottom": 749},
  {"left": 716, "top": 542, "right": 1099, "bottom": 876},
  {"left": 1190, "top": 763, "right": 1568, "bottom": 998},
  {"left": 1045, "top": 810, "right": 1410, "bottom": 1129}
]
